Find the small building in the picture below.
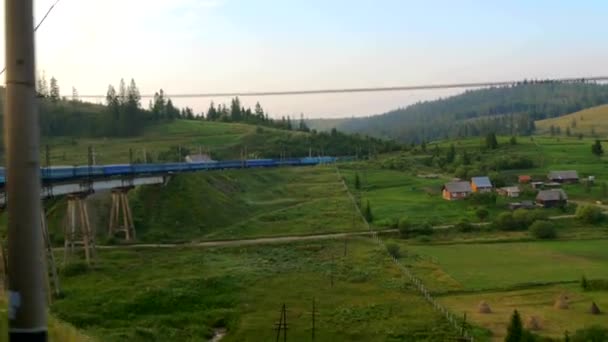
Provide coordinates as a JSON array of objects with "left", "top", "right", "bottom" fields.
[
  {"left": 548, "top": 170, "right": 579, "bottom": 183},
  {"left": 536, "top": 189, "right": 568, "bottom": 208},
  {"left": 442, "top": 181, "right": 472, "bottom": 201},
  {"left": 531, "top": 182, "right": 544, "bottom": 190},
  {"left": 509, "top": 200, "right": 535, "bottom": 210},
  {"left": 471, "top": 176, "right": 493, "bottom": 193},
  {"left": 519, "top": 175, "right": 532, "bottom": 184},
  {"left": 185, "top": 153, "right": 214, "bottom": 163},
  {"left": 498, "top": 186, "right": 521, "bottom": 198}
]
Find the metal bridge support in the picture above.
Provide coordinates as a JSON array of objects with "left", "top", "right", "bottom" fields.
[
  {"left": 108, "top": 187, "right": 135, "bottom": 241},
  {"left": 41, "top": 209, "right": 61, "bottom": 301},
  {"left": 64, "top": 193, "right": 96, "bottom": 265}
]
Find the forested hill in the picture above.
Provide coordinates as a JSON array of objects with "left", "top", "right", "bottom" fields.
[{"left": 308, "top": 81, "right": 608, "bottom": 143}]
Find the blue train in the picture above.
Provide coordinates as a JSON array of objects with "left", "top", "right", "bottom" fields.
[{"left": 0, "top": 156, "right": 336, "bottom": 185}]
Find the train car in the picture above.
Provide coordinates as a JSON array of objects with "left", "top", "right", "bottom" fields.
[
  {"left": 133, "top": 163, "right": 166, "bottom": 174},
  {"left": 245, "top": 159, "right": 276, "bottom": 168},
  {"left": 163, "top": 162, "right": 190, "bottom": 173},
  {"left": 74, "top": 165, "right": 104, "bottom": 178},
  {"left": 44, "top": 166, "right": 78, "bottom": 180},
  {"left": 189, "top": 161, "right": 219, "bottom": 172},
  {"left": 216, "top": 160, "right": 243, "bottom": 169},
  {"left": 102, "top": 164, "right": 133, "bottom": 177}
]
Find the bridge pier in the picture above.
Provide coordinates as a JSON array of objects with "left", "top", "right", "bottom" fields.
[
  {"left": 108, "top": 187, "right": 135, "bottom": 241},
  {"left": 64, "top": 193, "right": 96, "bottom": 265}
]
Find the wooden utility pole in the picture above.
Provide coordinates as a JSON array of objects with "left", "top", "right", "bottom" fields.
[
  {"left": 4, "top": 0, "right": 47, "bottom": 338},
  {"left": 311, "top": 297, "right": 316, "bottom": 341}
]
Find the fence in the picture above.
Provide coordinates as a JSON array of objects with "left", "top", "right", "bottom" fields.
[{"left": 334, "top": 166, "right": 473, "bottom": 341}]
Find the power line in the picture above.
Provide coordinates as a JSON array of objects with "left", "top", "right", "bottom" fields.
[
  {"left": 78, "top": 76, "right": 608, "bottom": 99},
  {"left": 0, "top": 0, "right": 61, "bottom": 77}
]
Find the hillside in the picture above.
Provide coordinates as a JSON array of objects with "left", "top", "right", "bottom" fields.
[
  {"left": 42, "top": 119, "right": 398, "bottom": 165},
  {"left": 536, "top": 104, "right": 608, "bottom": 137},
  {"left": 308, "top": 82, "right": 608, "bottom": 143}
]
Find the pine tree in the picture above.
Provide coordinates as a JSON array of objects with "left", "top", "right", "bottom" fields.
[
  {"left": 446, "top": 144, "right": 456, "bottom": 163},
  {"left": 206, "top": 101, "right": 218, "bottom": 121},
  {"left": 71, "top": 86, "right": 79, "bottom": 102},
  {"left": 254, "top": 102, "right": 264, "bottom": 120},
  {"left": 363, "top": 200, "right": 373, "bottom": 222},
  {"left": 37, "top": 72, "right": 49, "bottom": 97},
  {"left": 485, "top": 132, "right": 498, "bottom": 149},
  {"left": 592, "top": 140, "right": 604, "bottom": 157},
  {"left": 152, "top": 90, "right": 166, "bottom": 120},
  {"left": 118, "top": 78, "right": 127, "bottom": 105},
  {"left": 49, "top": 77, "right": 60, "bottom": 102},
  {"left": 505, "top": 310, "right": 523, "bottom": 342},
  {"left": 230, "top": 97, "right": 242, "bottom": 121}
]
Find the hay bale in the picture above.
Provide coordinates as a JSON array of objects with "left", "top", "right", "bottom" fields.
[
  {"left": 590, "top": 302, "right": 601, "bottom": 315},
  {"left": 525, "top": 316, "right": 542, "bottom": 331},
  {"left": 554, "top": 297, "right": 569, "bottom": 310},
  {"left": 477, "top": 301, "right": 492, "bottom": 314}
]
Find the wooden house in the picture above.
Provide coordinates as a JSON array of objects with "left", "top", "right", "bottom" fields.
[
  {"left": 442, "top": 181, "right": 472, "bottom": 201},
  {"left": 497, "top": 186, "right": 521, "bottom": 198},
  {"left": 471, "top": 176, "right": 492, "bottom": 193},
  {"left": 548, "top": 170, "right": 579, "bottom": 183},
  {"left": 536, "top": 189, "right": 568, "bottom": 208}
]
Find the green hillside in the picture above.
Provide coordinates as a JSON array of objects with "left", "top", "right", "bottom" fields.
[
  {"left": 43, "top": 120, "right": 398, "bottom": 165},
  {"left": 536, "top": 104, "right": 608, "bottom": 137},
  {"left": 308, "top": 82, "right": 608, "bottom": 142}
]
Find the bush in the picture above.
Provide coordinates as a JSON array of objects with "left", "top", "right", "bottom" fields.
[
  {"left": 475, "top": 208, "right": 489, "bottom": 221},
  {"left": 376, "top": 218, "right": 398, "bottom": 229},
  {"left": 416, "top": 236, "right": 432, "bottom": 243},
  {"left": 495, "top": 212, "right": 516, "bottom": 231},
  {"left": 398, "top": 217, "right": 411, "bottom": 238},
  {"left": 455, "top": 219, "right": 475, "bottom": 232},
  {"left": 575, "top": 205, "right": 604, "bottom": 224},
  {"left": 60, "top": 261, "right": 90, "bottom": 277},
  {"left": 469, "top": 192, "right": 497, "bottom": 205},
  {"left": 386, "top": 243, "right": 401, "bottom": 258},
  {"left": 529, "top": 220, "right": 557, "bottom": 239},
  {"left": 413, "top": 222, "right": 434, "bottom": 236},
  {"left": 571, "top": 326, "right": 608, "bottom": 342}
]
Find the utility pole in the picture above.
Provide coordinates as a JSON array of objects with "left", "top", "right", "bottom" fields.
[
  {"left": 311, "top": 297, "right": 316, "bottom": 341},
  {"left": 4, "top": 0, "right": 47, "bottom": 339}
]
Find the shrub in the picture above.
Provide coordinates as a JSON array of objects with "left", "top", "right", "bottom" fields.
[
  {"left": 581, "top": 275, "right": 589, "bottom": 291},
  {"left": 363, "top": 200, "right": 374, "bottom": 222},
  {"left": 475, "top": 208, "right": 489, "bottom": 222},
  {"left": 398, "top": 217, "right": 411, "bottom": 238},
  {"left": 386, "top": 243, "right": 401, "bottom": 258},
  {"left": 571, "top": 326, "right": 608, "bottom": 342},
  {"left": 469, "top": 192, "right": 497, "bottom": 205},
  {"left": 529, "top": 220, "right": 557, "bottom": 239},
  {"left": 575, "top": 205, "right": 604, "bottom": 224},
  {"left": 416, "top": 236, "right": 431, "bottom": 243},
  {"left": 60, "top": 261, "right": 89, "bottom": 277},
  {"left": 495, "top": 212, "right": 516, "bottom": 231},
  {"left": 413, "top": 222, "right": 434, "bottom": 236},
  {"left": 376, "top": 218, "right": 398, "bottom": 229},
  {"left": 455, "top": 219, "right": 475, "bottom": 232}
]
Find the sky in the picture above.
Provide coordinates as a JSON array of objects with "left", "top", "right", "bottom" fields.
[{"left": 1, "top": 0, "right": 608, "bottom": 118}]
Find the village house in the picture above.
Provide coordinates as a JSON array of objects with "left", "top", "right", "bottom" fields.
[
  {"left": 471, "top": 176, "right": 493, "bottom": 193},
  {"left": 518, "top": 175, "right": 532, "bottom": 184},
  {"left": 536, "top": 189, "right": 568, "bottom": 208},
  {"left": 548, "top": 170, "right": 579, "bottom": 183},
  {"left": 497, "top": 186, "right": 521, "bottom": 198},
  {"left": 442, "top": 181, "right": 472, "bottom": 201},
  {"left": 509, "top": 200, "right": 535, "bottom": 210}
]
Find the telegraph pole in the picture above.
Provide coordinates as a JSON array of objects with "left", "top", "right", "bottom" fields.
[{"left": 4, "top": 0, "right": 47, "bottom": 340}]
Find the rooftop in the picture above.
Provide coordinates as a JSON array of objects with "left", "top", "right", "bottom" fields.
[
  {"left": 471, "top": 176, "right": 492, "bottom": 188},
  {"left": 444, "top": 181, "right": 472, "bottom": 193},
  {"left": 536, "top": 189, "right": 568, "bottom": 201},
  {"left": 548, "top": 170, "right": 579, "bottom": 180}
]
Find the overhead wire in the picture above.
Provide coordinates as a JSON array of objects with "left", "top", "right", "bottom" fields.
[
  {"left": 77, "top": 76, "right": 608, "bottom": 98},
  {"left": 0, "top": 0, "right": 62, "bottom": 77}
]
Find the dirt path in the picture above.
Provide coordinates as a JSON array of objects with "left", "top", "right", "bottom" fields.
[{"left": 94, "top": 229, "right": 399, "bottom": 250}]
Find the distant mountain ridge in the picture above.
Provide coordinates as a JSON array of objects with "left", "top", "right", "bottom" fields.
[{"left": 308, "top": 82, "right": 608, "bottom": 142}]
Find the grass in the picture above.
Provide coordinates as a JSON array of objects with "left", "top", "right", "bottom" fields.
[
  {"left": 536, "top": 104, "right": 608, "bottom": 136},
  {"left": 38, "top": 165, "right": 365, "bottom": 245},
  {"left": 42, "top": 120, "right": 299, "bottom": 165},
  {"left": 439, "top": 284, "right": 608, "bottom": 341},
  {"left": 404, "top": 239, "right": 608, "bottom": 291},
  {"left": 49, "top": 239, "right": 457, "bottom": 341},
  {"left": 0, "top": 296, "right": 94, "bottom": 342}
]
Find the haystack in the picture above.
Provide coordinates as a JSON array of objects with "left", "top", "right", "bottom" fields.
[
  {"left": 477, "top": 301, "right": 492, "bottom": 314},
  {"left": 590, "top": 302, "right": 601, "bottom": 315},
  {"left": 554, "top": 296, "right": 569, "bottom": 310},
  {"left": 525, "top": 316, "right": 542, "bottom": 331}
]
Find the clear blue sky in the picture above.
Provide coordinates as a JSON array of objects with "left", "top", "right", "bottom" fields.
[{"left": 2, "top": 0, "right": 608, "bottom": 117}]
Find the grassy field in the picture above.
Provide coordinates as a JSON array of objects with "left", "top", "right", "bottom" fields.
[
  {"left": 440, "top": 284, "right": 608, "bottom": 341},
  {"left": 40, "top": 165, "right": 365, "bottom": 244},
  {"left": 404, "top": 240, "right": 608, "bottom": 291},
  {"left": 536, "top": 104, "right": 608, "bottom": 137},
  {"left": 49, "top": 239, "right": 457, "bottom": 342},
  {"left": 42, "top": 120, "right": 301, "bottom": 165}
]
